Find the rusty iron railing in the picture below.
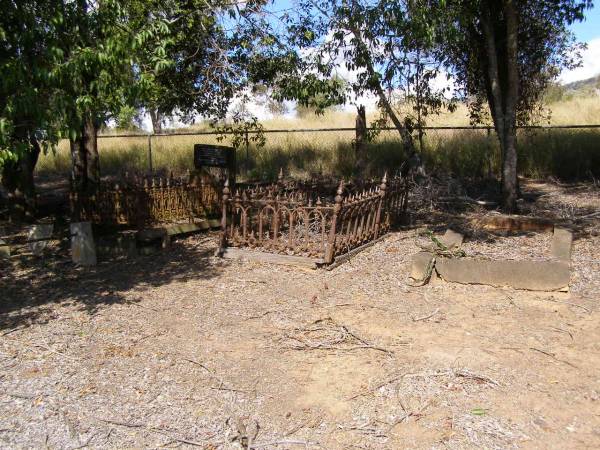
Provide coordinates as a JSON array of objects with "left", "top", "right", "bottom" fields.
[
  {"left": 220, "top": 173, "right": 410, "bottom": 264},
  {"left": 72, "top": 175, "right": 221, "bottom": 227}
]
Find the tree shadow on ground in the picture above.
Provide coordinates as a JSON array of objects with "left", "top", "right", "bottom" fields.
[{"left": 0, "top": 236, "right": 226, "bottom": 332}]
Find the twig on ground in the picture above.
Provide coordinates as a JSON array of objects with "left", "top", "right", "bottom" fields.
[
  {"left": 533, "top": 297, "right": 591, "bottom": 313},
  {"left": 250, "top": 439, "right": 318, "bottom": 448},
  {"left": 411, "top": 308, "right": 440, "bottom": 322},
  {"left": 530, "top": 347, "right": 578, "bottom": 368}
]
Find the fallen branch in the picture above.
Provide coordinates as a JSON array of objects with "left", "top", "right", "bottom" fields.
[{"left": 95, "top": 418, "right": 204, "bottom": 447}]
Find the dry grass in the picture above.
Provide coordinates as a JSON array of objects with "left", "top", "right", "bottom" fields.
[{"left": 36, "top": 99, "right": 600, "bottom": 181}]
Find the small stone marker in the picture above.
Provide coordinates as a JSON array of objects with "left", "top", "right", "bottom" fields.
[
  {"left": 551, "top": 227, "right": 573, "bottom": 262},
  {"left": 440, "top": 229, "right": 464, "bottom": 248},
  {"left": 27, "top": 224, "right": 54, "bottom": 256},
  {"left": 70, "top": 222, "right": 97, "bottom": 266},
  {"left": 411, "top": 251, "right": 435, "bottom": 280}
]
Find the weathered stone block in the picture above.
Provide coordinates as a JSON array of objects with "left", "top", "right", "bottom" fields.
[
  {"left": 0, "top": 239, "right": 10, "bottom": 258},
  {"left": 137, "top": 227, "right": 170, "bottom": 248},
  {"left": 410, "top": 251, "right": 435, "bottom": 280},
  {"left": 70, "top": 222, "right": 97, "bottom": 266},
  {"left": 440, "top": 229, "right": 464, "bottom": 248},
  {"left": 96, "top": 231, "right": 138, "bottom": 260},
  {"left": 436, "top": 258, "right": 570, "bottom": 291},
  {"left": 27, "top": 224, "right": 54, "bottom": 256},
  {"left": 551, "top": 227, "right": 573, "bottom": 262},
  {"left": 166, "top": 222, "right": 202, "bottom": 236}
]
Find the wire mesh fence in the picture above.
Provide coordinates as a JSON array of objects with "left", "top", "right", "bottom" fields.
[{"left": 37, "top": 125, "right": 600, "bottom": 181}]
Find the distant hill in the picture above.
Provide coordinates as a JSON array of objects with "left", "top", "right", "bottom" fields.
[
  {"left": 563, "top": 74, "right": 600, "bottom": 92},
  {"left": 545, "top": 74, "right": 600, "bottom": 103}
]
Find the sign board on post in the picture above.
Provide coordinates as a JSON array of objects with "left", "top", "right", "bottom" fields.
[{"left": 193, "top": 144, "right": 236, "bottom": 186}]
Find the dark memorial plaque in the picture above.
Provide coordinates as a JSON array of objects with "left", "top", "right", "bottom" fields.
[
  {"left": 193, "top": 144, "right": 236, "bottom": 185},
  {"left": 194, "top": 144, "right": 235, "bottom": 168}
]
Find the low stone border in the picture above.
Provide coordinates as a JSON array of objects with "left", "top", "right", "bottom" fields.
[{"left": 410, "top": 227, "right": 572, "bottom": 291}]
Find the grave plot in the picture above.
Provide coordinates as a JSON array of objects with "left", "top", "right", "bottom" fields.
[
  {"left": 219, "top": 173, "right": 410, "bottom": 267},
  {"left": 71, "top": 173, "right": 221, "bottom": 228},
  {"left": 411, "top": 224, "right": 573, "bottom": 291}
]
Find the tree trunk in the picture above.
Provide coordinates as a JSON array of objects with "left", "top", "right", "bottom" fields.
[
  {"left": 348, "top": 25, "right": 416, "bottom": 156},
  {"left": 355, "top": 105, "right": 367, "bottom": 175},
  {"left": 1, "top": 138, "right": 41, "bottom": 223},
  {"left": 84, "top": 116, "right": 100, "bottom": 195},
  {"left": 480, "top": 0, "right": 519, "bottom": 213},
  {"left": 501, "top": 0, "right": 519, "bottom": 212},
  {"left": 69, "top": 115, "right": 99, "bottom": 220},
  {"left": 150, "top": 109, "right": 162, "bottom": 134}
]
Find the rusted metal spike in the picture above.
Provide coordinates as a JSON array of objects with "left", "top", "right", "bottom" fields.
[
  {"left": 278, "top": 167, "right": 284, "bottom": 183},
  {"left": 316, "top": 196, "right": 322, "bottom": 206},
  {"left": 151, "top": 178, "right": 156, "bottom": 188}
]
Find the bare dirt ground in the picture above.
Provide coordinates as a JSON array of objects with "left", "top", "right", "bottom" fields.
[{"left": 1, "top": 180, "right": 599, "bottom": 449}]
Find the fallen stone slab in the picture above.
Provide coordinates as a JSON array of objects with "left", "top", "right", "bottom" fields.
[
  {"left": 551, "top": 227, "right": 573, "bottom": 262},
  {"left": 71, "top": 222, "right": 97, "bottom": 266},
  {"left": 435, "top": 258, "right": 570, "bottom": 291},
  {"left": 473, "top": 215, "right": 554, "bottom": 233}
]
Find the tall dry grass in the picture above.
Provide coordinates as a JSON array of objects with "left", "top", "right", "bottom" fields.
[{"left": 36, "top": 99, "right": 600, "bottom": 181}]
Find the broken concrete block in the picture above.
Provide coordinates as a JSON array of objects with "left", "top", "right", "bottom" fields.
[
  {"left": 70, "top": 222, "right": 97, "bottom": 266},
  {"left": 27, "top": 223, "right": 54, "bottom": 256},
  {"left": 410, "top": 251, "right": 435, "bottom": 280},
  {"left": 440, "top": 229, "right": 464, "bottom": 248},
  {"left": 551, "top": 228, "right": 573, "bottom": 262},
  {"left": 436, "top": 258, "right": 570, "bottom": 291},
  {"left": 0, "top": 239, "right": 10, "bottom": 258}
]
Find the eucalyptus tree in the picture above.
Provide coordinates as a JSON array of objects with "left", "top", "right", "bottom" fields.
[
  {"left": 442, "top": 0, "right": 592, "bottom": 212},
  {"left": 275, "top": 0, "right": 452, "bottom": 167}
]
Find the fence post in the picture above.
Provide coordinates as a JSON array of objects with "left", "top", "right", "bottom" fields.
[
  {"left": 218, "top": 178, "right": 230, "bottom": 255},
  {"left": 374, "top": 172, "right": 387, "bottom": 238},
  {"left": 325, "top": 180, "right": 344, "bottom": 264},
  {"left": 147, "top": 133, "right": 153, "bottom": 174},
  {"left": 244, "top": 130, "right": 250, "bottom": 174}
]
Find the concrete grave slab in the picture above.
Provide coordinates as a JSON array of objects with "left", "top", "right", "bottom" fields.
[
  {"left": 409, "top": 226, "right": 572, "bottom": 291},
  {"left": 551, "top": 227, "right": 573, "bottom": 262},
  {"left": 435, "top": 258, "right": 570, "bottom": 291}
]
